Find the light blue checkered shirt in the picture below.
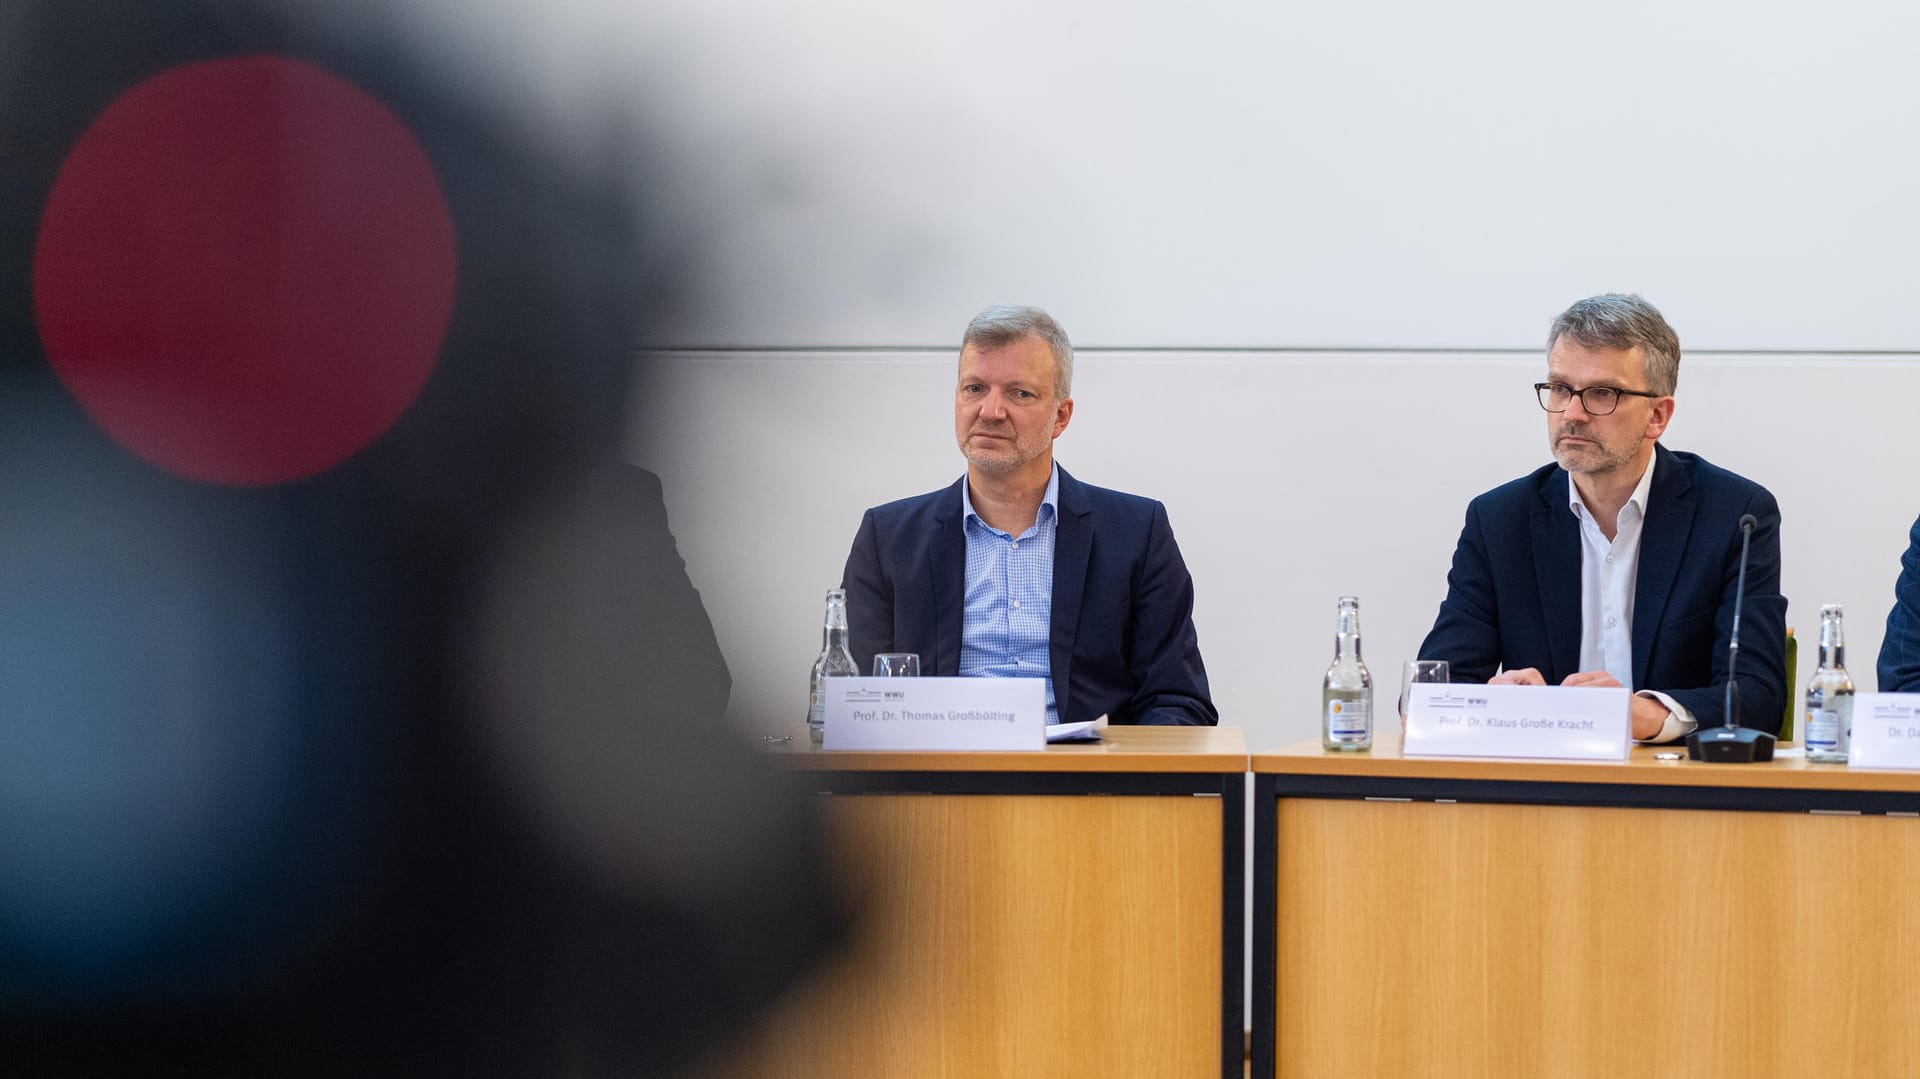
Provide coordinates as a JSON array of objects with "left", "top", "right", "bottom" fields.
[{"left": 960, "top": 464, "right": 1060, "bottom": 724}]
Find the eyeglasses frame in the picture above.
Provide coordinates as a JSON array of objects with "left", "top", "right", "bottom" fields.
[{"left": 1532, "top": 380, "right": 1665, "bottom": 416}]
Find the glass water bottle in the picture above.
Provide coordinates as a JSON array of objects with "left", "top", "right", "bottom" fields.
[
  {"left": 1322, "top": 596, "right": 1374, "bottom": 751},
  {"left": 1804, "top": 604, "right": 1854, "bottom": 763},
  {"left": 807, "top": 588, "right": 857, "bottom": 743}
]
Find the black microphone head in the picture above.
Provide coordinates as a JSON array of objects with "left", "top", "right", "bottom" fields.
[{"left": 1738, "top": 513, "right": 1758, "bottom": 533}]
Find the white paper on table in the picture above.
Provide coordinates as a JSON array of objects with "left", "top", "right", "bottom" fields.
[
  {"left": 1847, "top": 693, "right": 1920, "bottom": 769},
  {"left": 823, "top": 676, "right": 1047, "bottom": 750},
  {"left": 1403, "top": 683, "right": 1630, "bottom": 760}
]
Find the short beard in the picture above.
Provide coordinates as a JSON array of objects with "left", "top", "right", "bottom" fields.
[
  {"left": 1551, "top": 426, "right": 1642, "bottom": 475},
  {"left": 960, "top": 443, "right": 1030, "bottom": 475}
]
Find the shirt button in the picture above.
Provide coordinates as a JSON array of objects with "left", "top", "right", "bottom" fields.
[
  {"left": 1011, "top": 541, "right": 1019, "bottom": 550},
  {"left": 1605, "top": 554, "right": 1614, "bottom": 564},
  {"left": 1012, "top": 599, "right": 1021, "bottom": 609},
  {"left": 1607, "top": 617, "right": 1618, "bottom": 628}
]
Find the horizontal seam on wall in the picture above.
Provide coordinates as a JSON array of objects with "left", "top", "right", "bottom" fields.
[{"left": 635, "top": 346, "right": 1920, "bottom": 358}]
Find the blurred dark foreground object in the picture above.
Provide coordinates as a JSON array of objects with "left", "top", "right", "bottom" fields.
[{"left": 0, "top": 2, "right": 845, "bottom": 1074}]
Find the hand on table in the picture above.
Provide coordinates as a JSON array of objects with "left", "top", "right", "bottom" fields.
[
  {"left": 1558, "top": 671, "right": 1669, "bottom": 740},
  {"left": 1492, "top": 669, "right": 1670, "bottom": 740}
]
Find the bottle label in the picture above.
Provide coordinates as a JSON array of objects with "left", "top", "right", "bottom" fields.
[
  {"left": 1328, "top": 698, "right": 1369, "bottom": 737},
  {"left": 1806, "top": 709, "right": 1841, "bottom": 750}
]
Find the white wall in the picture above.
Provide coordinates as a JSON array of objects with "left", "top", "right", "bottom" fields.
[
  {"left": 632, "top": 350, "right": 1915, "bottom": 750},
  {"left": 606, "top": 0, "right": 1920, "bottom": 353},
  {"left": 560, "top": 0, "right": 1920, "bottom": 746}
]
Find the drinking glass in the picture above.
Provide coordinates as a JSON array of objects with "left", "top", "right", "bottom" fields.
[
  {"left": 1399, "top": 660, "right": 1449, "bottom": 725},
  {"left": 873, "top": 653, "right": 920, "bottom": 677}
]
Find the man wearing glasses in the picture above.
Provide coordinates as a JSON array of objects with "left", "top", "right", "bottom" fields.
[{"left": 1418, "top": 294, "right": 1787, "bottom": 743}]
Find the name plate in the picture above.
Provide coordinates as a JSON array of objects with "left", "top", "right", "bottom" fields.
[
  {"left": 1846, "top": 693, "right": 1920, "bottom": 769},
  {"left": 1404, "top": 684, "right": 1631, "bottom": 760},
  {"left": 823, "top": 677, "right": 1046, "bottom": 751}
]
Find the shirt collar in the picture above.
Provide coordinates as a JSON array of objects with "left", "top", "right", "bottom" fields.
[
  {"left": 963, "top": 462, "right": 1060, "bottom": 532},
  {"left": 1566, "top": 450, "right": 1658, "bottom": 524}
]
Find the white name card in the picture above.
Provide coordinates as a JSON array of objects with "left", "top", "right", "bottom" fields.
[
  {"left": 823, "top": 677, "right": 1047, "bottom": 751},
  {"left": 1403, "top": 684, "right": 1631, "bottom": 760},
  {"left": 1845, "top": 693, "right": 1920, "bottom": 769}
]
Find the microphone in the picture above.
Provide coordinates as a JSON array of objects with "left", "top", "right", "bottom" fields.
[{"left": 1687, "top": 513, "right": 1777, "bottom": 761}]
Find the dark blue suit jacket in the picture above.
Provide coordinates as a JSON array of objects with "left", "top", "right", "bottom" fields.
[
  {"left": 1418, "top": 445, "right": 1787, "bottom": 733},
  {"left": 1878, "top": 513, "right": 1920, "bottom": 691},
  {"left": 840, "top": 466, "right": 1216, "bottom": 726}
]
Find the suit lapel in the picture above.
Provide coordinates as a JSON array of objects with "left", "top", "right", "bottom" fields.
[
  {"left": 1532, "top": 468, "right": 1582, "bottom": 680},
  {"left": 1050, "top": 467, "right": 1093, "bottom": 720},
  {"left": 929, "top": 477, "right": 967, "bottom": 676},
  {"left": 1632, "top": 446, "right": 1693, "bottom": 688}
]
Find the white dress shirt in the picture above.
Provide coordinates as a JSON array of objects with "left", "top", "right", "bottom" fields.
[{"left": 1567, "top": 455, "right": 1696, "bottom": 744}]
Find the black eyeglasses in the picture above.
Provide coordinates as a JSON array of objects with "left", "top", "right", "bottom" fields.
[{"left": 1533, "top": 381, "right": 1663, "bottom": 416}]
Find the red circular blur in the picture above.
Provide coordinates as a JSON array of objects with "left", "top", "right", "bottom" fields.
[{"left": 32, "top": 55, "right": 457, "bottom": 486}]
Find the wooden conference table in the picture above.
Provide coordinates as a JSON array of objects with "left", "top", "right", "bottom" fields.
[
  {"left": 1250, "top": 734, "right": 1920, "bottom": 1079},
  {"left": 718, "top": 725, "right": 1248, "bottom": 1079}
]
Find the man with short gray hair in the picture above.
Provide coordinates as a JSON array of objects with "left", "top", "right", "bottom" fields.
[
  {"left": 840, "top": 304, "right": 1216, "bottom": 726},
  {"left": 1418, "top": 293, "right": 1787, "bottom": 742}
]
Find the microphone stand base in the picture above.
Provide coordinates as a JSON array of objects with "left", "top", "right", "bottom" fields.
[{"left": 1685, "top": 726, "right": 1777, "bottom": 762}]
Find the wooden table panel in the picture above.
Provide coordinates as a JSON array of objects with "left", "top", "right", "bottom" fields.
[
  {"left": 713, "top": 794, "right": 1225, "bottom": 1078},
  {"left": 1261, "top": 765, "right": 1920, "bottom": 1079}
]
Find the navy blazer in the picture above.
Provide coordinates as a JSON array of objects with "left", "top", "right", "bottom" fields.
[
  {"left": 1878, "top": 513, "right": 1920, "bottom": 691},
  {"left": 1418, "top": 445, "right": 1787, "bottom": 733},
  {"left": 840, "top": 466, "right": 1216, "bottom": 726}
]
